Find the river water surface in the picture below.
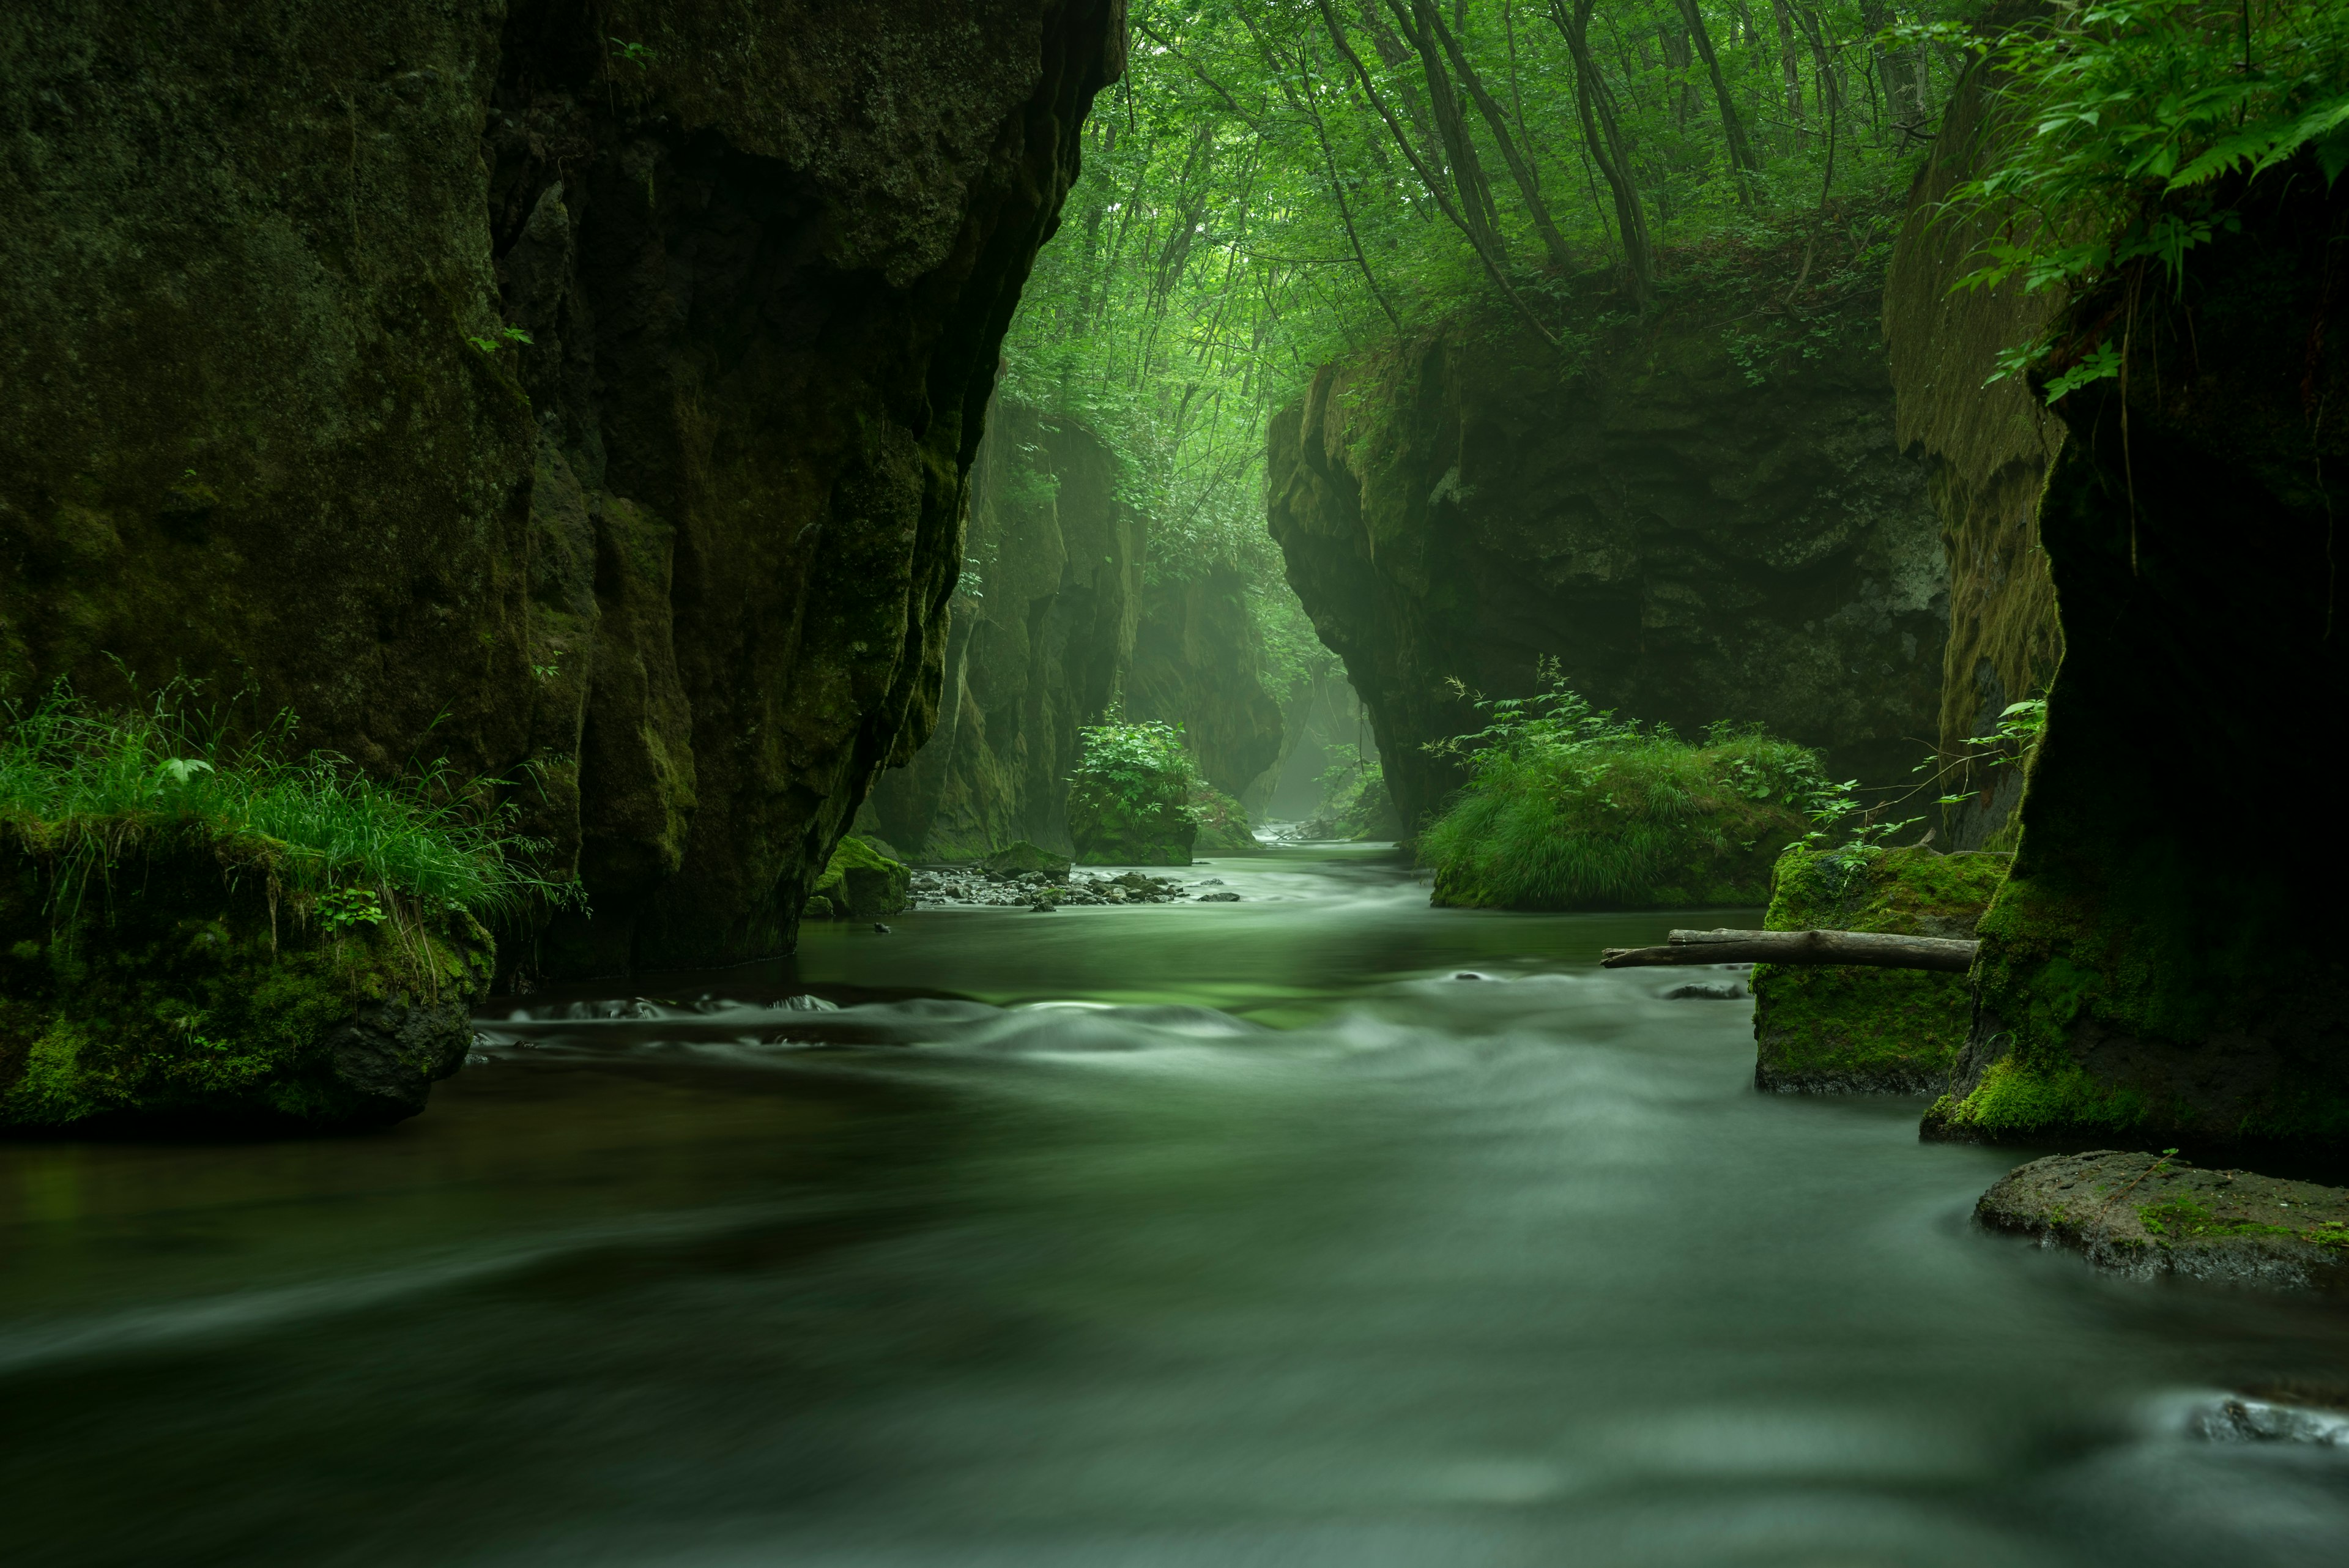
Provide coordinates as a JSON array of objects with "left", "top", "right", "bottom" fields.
[{"left": 4, "top": 845, "right": 2347, "bottom": 1566}]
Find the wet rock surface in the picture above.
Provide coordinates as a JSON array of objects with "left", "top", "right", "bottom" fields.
[
  {"left": 1978, "top": 1151, "right": 2349, "bottom": 1294},
  {"left": 907, "top": 867, "right": 1208, "bottom": 908}
]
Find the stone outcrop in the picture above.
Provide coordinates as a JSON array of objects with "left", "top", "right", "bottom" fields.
[
  {"left": 1925, "top": 160, "right": 2349, "bottom": 1161},
  {"left": 1753, "top": 844, "right": 2008, "bottom": 1094},
  {"left": 1128, "top": 565, "right": 1285, "bottom": 803},
  {"left": 1883, "top": 52, "right": 2066, "bottom": 849},
  {"left": 1978, "top": 1151, "right": 2348, "bottom": 1293},
  {"left": 867, "top": 401, "right": 1141, "bottom": 858},
  {"left": 868, "top": 401, "right": 1285, "bottom": 858},
  {"left": 1, "top": 827, "right": 491, "bottom": 1130},
  {"left": 0, "top": 0, "right": 1127, "bottom": 976},
  {"left": 1266, "top": 231, "right": 1948, "bottom": 834}
]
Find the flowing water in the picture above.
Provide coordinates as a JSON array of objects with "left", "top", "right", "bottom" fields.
[{"left": 4, "top": 845, "right": 2347, "bottom": 1566}]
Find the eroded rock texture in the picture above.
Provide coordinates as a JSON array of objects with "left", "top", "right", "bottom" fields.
[
  {"left": 0, "top": 0, "right": 1126, "bottom": 975},
  {"left": 1928, "top": 164, "right": 2349, "bottom": 1162},
  {"left": 867, "top": 401, "right": 1141, "bottom": 858},
  {"left": 868, "top": 399, "right": 1283, "bottom": 858},
  {"left": 1266, "top": 243, "right": 1947, "bottom": 833},
  {"left": 1883, "top": 53, "right": 2065, "bottom": 849}
]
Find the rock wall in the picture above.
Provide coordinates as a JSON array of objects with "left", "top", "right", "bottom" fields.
[
  {"left": 867, "top": 401, "right": 1141, "bottom": 858},
  {"left": 870, "top": 401, "right": 1287, "bottom": 857},
  {"left": 1127, "top": 565, "right": 1285, "bottom": 802},
  {"left": 1928, "top": 163, "right": 2349, "bottom": 1165},
  {"left": 0, "top": 0, "right": 1127, "bottom": 975},
  {"left": 1266, "top": 236, "right": 1948, "bottom": 834},
  {"left": 1883, "top": 53, "right": 2066, "bottom": 849}
]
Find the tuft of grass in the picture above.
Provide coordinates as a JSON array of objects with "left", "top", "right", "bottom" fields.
[
  {"left": 1418, "top": 666, "right": 1843, "bottom": 910},
  {"left": 0, "top": 682, "right": 578, "bottom": 929}
]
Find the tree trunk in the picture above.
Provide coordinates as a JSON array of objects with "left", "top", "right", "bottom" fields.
[
  {"left": 1553, "top": 0, "right": 1653, "bottom": 304},
  {"left": 1419, "top": 0, "right": 1578, "bottom": 270},
  {"left": 1600, "top": 928, "right": 1980, "bottom": 972},
  {"left": 1674, "top": 0, "right": 1761, "bottom": 206}
]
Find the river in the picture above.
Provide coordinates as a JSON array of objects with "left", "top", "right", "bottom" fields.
[{"left": 3, "top": 844, "right": 2346, "bottom": 1565}]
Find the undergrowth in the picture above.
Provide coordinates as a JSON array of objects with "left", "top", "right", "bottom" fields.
[
  {"left": 0, "top": 683, "right": 577, "bottom": 931},
  {"left": 1417, "top": 664, "right": 1852, "bottom": 910}
]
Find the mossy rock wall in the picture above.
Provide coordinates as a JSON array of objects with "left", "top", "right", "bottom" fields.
[
  {"left": 1883, "top": 49, "right": 2066, "bottom": 851},
  {"left": 1925, "top": 163, "right": 2349, "bottom": 1163},
  {"left": 867, "top": 403, "right": 1286, "bottom": 860},
  {"left": 1753, "top": 845, "right": 2008, "bottom": 1094},
  {"left": 867, "top": 401, "right": 1142, "bottom": 860},
  {"left": 1, "top": 824, "right": 491, "bottom": 1131},
  {"left": 0, "top": 1, "right": 1126, "bottom": 976},
  {"left": 1264, "top": 228, "right": 1947, "bottom": 834}
]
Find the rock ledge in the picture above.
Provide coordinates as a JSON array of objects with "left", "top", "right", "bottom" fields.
[{"left": 1978, "top": 1151, "right": 2349, "bottom": 1293}]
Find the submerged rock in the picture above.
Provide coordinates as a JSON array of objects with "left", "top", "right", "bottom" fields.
[
  {"left": 1753, "top": 844, "right": 2007, "bottom": 1093},
  {"left": 2, "top": 827, "right": 492, "bottom": 1131},
  {"left": 1976, "top": 1151, "right": 2349, "bottom": 1294},
  {"left": 1664, "top": 981, "right": 1745, "bottom": 1001}
]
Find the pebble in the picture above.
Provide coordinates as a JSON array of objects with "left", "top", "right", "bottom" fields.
[{"left": 906, "top": 867, "right": 1196, "bottom": 908}]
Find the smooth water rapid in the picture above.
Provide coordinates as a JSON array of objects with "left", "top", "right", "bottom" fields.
[{"left": 4, "top": 846, "right": 2346, "bottom": 1566}]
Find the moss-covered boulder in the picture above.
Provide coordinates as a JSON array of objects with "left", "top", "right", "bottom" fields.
[
  {"left": 1069, "top": 792, "right": 1196, "bottom": 866},
  {"left": 1751, "top": 845, "right": 2008, "bottom": 1093},
  {"left": 2, "top": 825, "right": 492, "bottom": 1132},
  {"left": 1978, "top": 1151, "right": 2349, "bottom": 1294},
  {"left": 803, "top": 837, "right": 910, "bottom": 922}
]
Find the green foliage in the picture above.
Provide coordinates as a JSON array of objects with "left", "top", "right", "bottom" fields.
[
  {"left": 1001, "top": 0, "right": 1965, "bottom": 597},
  {"left": 465, "top": 325, "right": 534, "bottom": 354},
  {"left": 1935, "top": 1, "right": 2349, "bottom": 394},
  {"left": 0, "top": 683, "right": 579, "bottom": 929},
  {"left": 1300, "top": 748, "right": 1391, "bottom": 839},
  {"left": 1190, "top": 781, "right": 1260, "bottom": 851},
  {"left": 1417, "top": 666, "right": 1835, "bottom": 908},
  {"left": 1067, "top": 720, "right": 1201, "bottom": 864}
]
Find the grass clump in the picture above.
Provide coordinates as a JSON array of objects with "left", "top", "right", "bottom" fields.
[
  {"left": 1418, "top": 666, "right": 1843, "bottom": 910},
  {"left": 0, "top": 683, "right": 577, "bottom": 932}
]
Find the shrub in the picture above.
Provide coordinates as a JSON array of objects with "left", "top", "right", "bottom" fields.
[
  {"left": 1417, "top": 669, "right": 1842, "bottom": 910},
  {"left": 1066, "top": 719, "right": 1198, "bottom": 865},
  {"left": 1297, "top": 749, "right": 1397, "bottom": 841}
]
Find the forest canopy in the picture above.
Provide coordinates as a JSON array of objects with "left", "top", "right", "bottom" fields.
[{"left": 998, "top": 0, "right": 1973, "bottom": 582}]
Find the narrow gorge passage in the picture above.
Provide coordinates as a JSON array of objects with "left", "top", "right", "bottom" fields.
[{"left": 4, "top": 851, "right": 2345, "bottom": 1567}]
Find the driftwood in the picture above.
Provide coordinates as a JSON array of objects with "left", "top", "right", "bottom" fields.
[{"left": 1600, "top": 927, "right": 1978, "bottom": 973}]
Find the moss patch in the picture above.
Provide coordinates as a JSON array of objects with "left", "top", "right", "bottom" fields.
[
  {"left": 2, "top": 822, "right": 491, "bottom": 1132},
  {"left": 803, "top": 836, "right": 910, "bottom": 922},
  {"left": 1752, "top": 845, "right": 2008, "bottom": 1093}
]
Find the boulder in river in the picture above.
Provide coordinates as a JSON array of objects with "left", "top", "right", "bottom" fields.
[
  {"left": 2, "top": 827, "right": 491, "bottom": 1131},
  {"left": 803, "top": 837, "right": 910, "bottom": 923},
  {"left": 1977, "top": 1151, "right": 2349, "bottom": 1294},
  {"left": 1753, "top": 844, "right": 2007, "bottom": 1093}
]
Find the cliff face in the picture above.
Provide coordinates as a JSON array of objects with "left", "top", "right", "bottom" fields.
[
  {"left": 867, "top": 400, "right": 1286, "bottom": 856},
  {"left": 1266, "top": 243, "right": 1947, "bottom": 833},
  {"left": 1127, "top": 566, "right": 1285, "bottom": 803},
  {"left": 1929, "top": 165, "right": 2349, "bottom": 1163},
  {"left": 867, "top": 401, "right": 1140, "bottom": 858},
  {"left": 1883, "top": 54, "right": 2065, "bottom": 849},
  {"left": 0, "top": 0, "right": 1126, "bottom": 975}
]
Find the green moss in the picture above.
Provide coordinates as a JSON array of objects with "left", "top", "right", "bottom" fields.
[
  {"left": 1, "top": 824, "right": 489, "bottom": 1131},
  {"left": 804, "top": 836, "right": 910, "bottom": 921},
  {"left": 1752, "top": 845, "right": 2008, "bottom": 1090},
  {"left": 1424, "top": 722, "right": 1827, "bottom": 912}
]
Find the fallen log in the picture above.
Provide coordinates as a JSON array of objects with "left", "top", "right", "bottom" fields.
[{"left": 1600, "top": 927, "right": 1979, "bottom": 972}]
